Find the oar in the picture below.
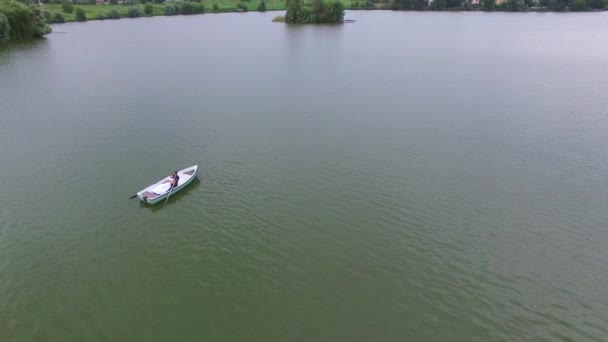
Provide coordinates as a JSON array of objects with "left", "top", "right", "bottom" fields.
[
  {"left": 164, "top": 186, "right": 174, "bottom": 206},
  {"left": 129, "top": 194, "right": 137, "bottom": 199}
]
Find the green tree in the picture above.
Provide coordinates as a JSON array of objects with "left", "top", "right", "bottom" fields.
[
  {"left": 587, "top": 0, "right": 606, "bottom": 8},
  {"left": 327, "top": 0, "right": 344, "bottom": 22},
  {"left": 482, "top": 0, "right": 495, "bottom": 9},
  {"left": 180, "top": 1, "right": 203, "bottom": 13},
  {"left": 1, "top": 0, "right": 50, "bottom": 40},
  {"left": 0, "top": 12, "right": 9, "bottom": 43},
  {"left": 127, "top": 6, "right": 140, "bottom": 16},
  {"left": 181, "top": 1, "right": 193, "bottom": 12},
  {"left": 212, "top": 2, "right": 218, "bottom": 10},
  {"left": 569, "top": 0, "right": 586, "bottom": 8},
  {"left": 52, "top": 11, "right": 65, "bottom": 22},
  {"left": 42, "top": 9, "right": 52, "bottom": 22},
  {"left": 107, "top": 8, "right": 120, "bottom": 18},
  {"left": 499, "top": 0, "right": 525, "bottom": 10},
  {"left": 257, "top": 0, "right": 266, "bottom": 10},
  {"left": 431, "top": 0, "right": 447, "bottom": 8},
  {"left": 75, "top": 7, "right": 86, "bottom": 20},
  {"left": 524, "top": 0, "right": 535, "bottom": 7},
  {"left": 62, "top": 1, "right": 73, "bottom": 13},
  {"left": 445, "top": 0, "right": 462, "bottom": 7},
  {"left": 164, "top": 4, "right": 176, "bottom": 14},
  {"left": 144, "top": 2, "right": 153, "bottom": 13},
  {"left": 30, "top": 5, "right": 50, "bottom": 37},
  {"left": 393, "top": 0, "right": 427, "bottom": 9},
  {"left": 285, "top": 0, "right": 303, "bottom": 22},
  {"left": 547, "top": 0, "right": 565, "bottom": 9}
]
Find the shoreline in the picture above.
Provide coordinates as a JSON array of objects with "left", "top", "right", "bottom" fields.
[{"left": 44, "top": 3, "right": 607, "bottom": 24}]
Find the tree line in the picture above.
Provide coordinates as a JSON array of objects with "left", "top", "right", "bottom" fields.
[
  {"left": 391, "top": 0, "right": 606, "bottom": 11},
  {"left": 0, "top": 0, "right": 51, "bottom": 43},
  {"left": 285, "top": 0, "right": 345, "bottom": 23}
]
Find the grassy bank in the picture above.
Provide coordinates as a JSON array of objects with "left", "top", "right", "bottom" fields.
[
  {"left": 43, "top": 0, "right": 608, "bottom": 23},
  {"left": 45, "top": 1, "right": 287, "bottom": 22}
]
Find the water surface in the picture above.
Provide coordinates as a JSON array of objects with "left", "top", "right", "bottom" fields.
[{"left": 1, "top": 11, "right": 608, "bottom": 341}]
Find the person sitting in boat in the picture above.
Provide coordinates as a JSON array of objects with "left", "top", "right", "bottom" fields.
[{"left": 164, "top": 171, "right": 179, "bottom": 191}]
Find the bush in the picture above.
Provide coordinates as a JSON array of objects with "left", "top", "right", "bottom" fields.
[
  {"left": 75, "top": 7, "right": 87, "bottom": 20},
  {"left": 212, "top": 2, "right": 219, "bottom": 10},
  {"left": 272, "top": 14, "right": 284, "bottom": 21},
  {"left": 30, "top": 6, "right": 51, "bottom": 37},
  {"left": 0, "top": 0, "right": 51, "bottom": 40},
  {"left": 95, "top": 12, "right": 107, "bottom": 19},
  {"left": 587, "top": 0, "right": 606, "bottom": 8},
  {"left": 107, "top": 8, "right": 121, "bottom": 18},
  {"left": 144, "top": 3, "right": 153, "bottom": 13},
  {"left": 42, "top": 10, "right": 52, "bottom": 22},
  {"left": 0, "top": 13, "right": 9, "bottom": 43},
  {"left": 62, "top": 1, "right": 74, "bottom": 13},
  {"left": 181, "top": 1, "right": 194, "bottom": 13},
  {"left": 236, "top": 2, "right": 248, "bottom": 10},
  {"left": 350, "top": 0, "right": 359, "bottom": 7},
  {"left": 547, "top": 0, "right": 565, "bottom": 9},
  {"left": 127, "top": 6, "right": 141, "bottom": 17},
  {"left": 164, "top": 4, "right": 176, "bottom": 14},
  {"left": 257, "top": 0, "right": 266, "bottom": 10},
  {"left": 49, "top": 0, "right": 63, "bottom": 3},
  {"left": 155, "top": 0, "right": 165, "bottom": 3},
  {"left": 53, "top": 12, "right": 65, "bottom": 23},
  {"left": 498, "top": 0, "right": 525, "bottom": 10},
  {"left": 569, "top": 0, "right": 586, "bottom": 9}
]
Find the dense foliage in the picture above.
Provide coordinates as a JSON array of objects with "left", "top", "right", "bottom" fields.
[
  {"left": 0, "top": 0, "right": 51, "bottom": 42},
  {"left": 52, "top": 11, "right": 64, "bottom": 22},
  {"left": 181, "top": 1, "right": 205, "bottom": 14},
  {"left": 127, "top": 6, "right": 140, "bottom": 16},
  {"left": 74, "top": 7, "right": 85, "bottom": 20},
  {"left": 390, "top": 0, "right": 606, "bottom": 11},
  {"left": 62, "top": 1, "right": 73, "bottom": 13},
  {"left": 258, "top": 0, "right": 266, "bottom": 10},
  {"left": 164, "top": 3, "right": 176, "bottom": 14},
  {"left": 107, "top": 8, "right": 120, "bottom": 18},
  {"left": 144, "top": 3, "right": 153, "bottom": 14},
  {"left": 285, "top": 0, "right": 344, "bottom": 23},
  {"left": 0, "top": 12, "right": 9, "bottom": 42}
]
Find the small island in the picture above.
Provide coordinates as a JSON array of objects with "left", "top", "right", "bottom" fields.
[{"left": 283, "top": 0, "right": 345, "bottom": 23}]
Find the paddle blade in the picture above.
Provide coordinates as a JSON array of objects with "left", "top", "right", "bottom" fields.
[{"left": 129, "top": 194, "right": 137, "bottom": 199}]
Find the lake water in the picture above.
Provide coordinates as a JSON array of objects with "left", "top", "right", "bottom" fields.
[{"left": 1, "top": 10, "right": 608, "bottom": 341}]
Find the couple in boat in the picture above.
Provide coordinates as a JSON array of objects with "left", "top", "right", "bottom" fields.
[{"left": 164, "top": 171, "right": 180, "bottom": 191}]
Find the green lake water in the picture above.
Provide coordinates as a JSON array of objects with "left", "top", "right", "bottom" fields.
[{"left": 1, "top": 11, "right": 608, "bottom": 341}]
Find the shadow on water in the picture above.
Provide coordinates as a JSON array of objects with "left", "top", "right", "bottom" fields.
[
  {"left": 138, "top": 177, "right": 202, "bottom": 212},
  {"left": 0, "top": 37, "right": 47, "bottom": 53}
]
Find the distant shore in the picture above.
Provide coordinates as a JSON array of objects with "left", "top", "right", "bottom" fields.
[{"left": 44, "top": 1, "right": 607, "bottom": 24}]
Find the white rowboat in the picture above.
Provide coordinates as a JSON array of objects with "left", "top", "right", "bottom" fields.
[{"left": 136, "top": 165, "right": 198, "bottom": 205}]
